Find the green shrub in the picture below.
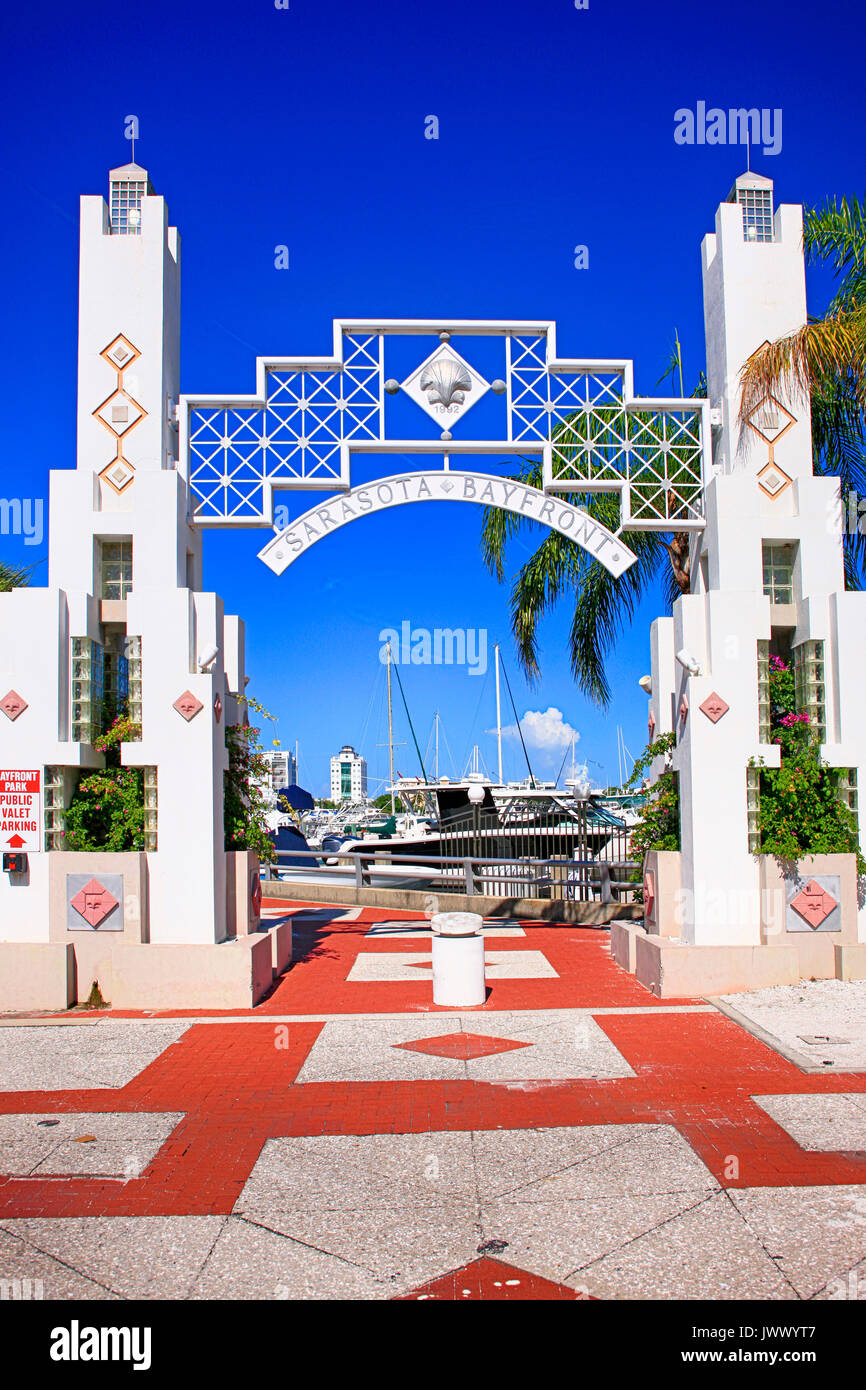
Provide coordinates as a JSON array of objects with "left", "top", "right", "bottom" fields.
[{"left": 64, "top": 715, "right": 146, "bottom": 851}]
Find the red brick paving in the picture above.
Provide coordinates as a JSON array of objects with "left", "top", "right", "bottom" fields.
[
  {"left": 1, "top": 903, "right": 865, "bottom": 1234},
  {"left": 395, "top": 1256, "right": 591, "bottom": 1300}
]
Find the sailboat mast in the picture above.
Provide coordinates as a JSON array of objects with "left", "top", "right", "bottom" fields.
[
  {"left": 495, "top": 643, "right": 503, "bottom": 785},
  {"left": 386, "top": 641, "right": 395, "bottom": 814}
]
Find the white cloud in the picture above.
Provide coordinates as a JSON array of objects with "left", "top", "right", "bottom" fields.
[{"left": 490, "top": 707, "right": 579, "bottom": 752}]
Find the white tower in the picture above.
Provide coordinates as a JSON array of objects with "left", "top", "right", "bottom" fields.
[
  {"left": 0, "top": 165, "right": 263, "bottom": 1009},
  {"left": 641, "top": 172, "right": 866, "bottom": 991}
]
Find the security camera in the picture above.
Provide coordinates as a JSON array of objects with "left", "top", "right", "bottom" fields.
[
  {"left": 198, "top": 643, "right": 219, "bottom": 671},
  {"left": 676, "top": 648, "right": 702, "bottom": 676},
  {"left": 638, "top": 675, "right": 653, "bottom": 693}
]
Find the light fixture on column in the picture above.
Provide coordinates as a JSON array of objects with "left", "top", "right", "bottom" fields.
[
  {"left": 638, "top": 675, "right": 652, "bottom": 693},
  {"left": 198, "top": 643, "right": 219, "bottom": 671},
  {"left": 676, "top": 649, "right": 701, "bottom": 676}
]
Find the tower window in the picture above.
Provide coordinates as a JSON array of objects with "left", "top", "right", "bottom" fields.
[
  {"left": 762, "top": 542, "right": 795, "bottom": 604},
  {"left": 737, "top": 186, "right": 774, "bottom": 243},
  {"left": 110, "top": 179, "right": 146, "bottom": 235}
]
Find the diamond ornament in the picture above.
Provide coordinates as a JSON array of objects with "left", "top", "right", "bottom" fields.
[
  {"left": 400, "top": 344, "right": 490, "bottom": 429},
  {"left": 173, "top": 691, "right": 203, "bottom": 721},
  {"left": 0, "top": 691, "right": 28, "bottom": 721},
  {"left": 100, "top": 460, "right": 136, "bottom": 494},
  {"left": 757, "top": 461, "right": 793, "bottom": 499},
  {"left": 699, "top": 692, "right": 729, "bottom": 723},
  {"left": 70, "top": 878, "right": 120, "bottom": 929},
  {"left": 790, "top": 879, "right": 839, "bottom": 929}
]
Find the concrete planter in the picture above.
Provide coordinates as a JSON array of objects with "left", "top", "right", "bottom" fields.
[
  {"left": 613, "top": 849, "right": 865, "bottom": 997},
  {"left": 758, "top": 852, "right": 860, "bottom": 981}
]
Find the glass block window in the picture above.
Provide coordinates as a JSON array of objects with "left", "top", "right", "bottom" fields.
[
  {"left": 762, "top": 543, "right": 795, "bottom": 604},
  {"left": 794, "top": 639, "right": 827, "bottom": 742},
  {"left": 103, "top": 633, "right": 142, "bottom": 739},
  {"left": 746, "top": 766, "right": 761, "bottom": 853},
  {"left": 143, "top": 767, "right": 158, "bottom": 851},
  {"left": 110, "top": 180, "right": 146, "bottom": 235},
  {"left": 44, "top": 766, "right": 66, "bottom": 851},
  {"left": 757, "top": 641, "right": 771, "bottom": 743},
  {"left": 100, "top": 539, "right": 133, "bottom": 600},
  {"left": 738, "top": 186, "right": 774, "bottom": 242},
  {"left": 71, "top": 638, "right": 104, "bottom": 745},
  {"left": 104, "top": 637, "right": 128, "bottom": 706},
  {"left": 126, "top": 636, "right": 143, "bottom": 730}
]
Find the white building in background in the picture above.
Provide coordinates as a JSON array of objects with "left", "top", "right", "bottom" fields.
[
  {"left": 330, "top": 745, "right": 367, "bottom": 802},
  {"left": 257, "top": 746, "right": 298, "bottom": 799}
]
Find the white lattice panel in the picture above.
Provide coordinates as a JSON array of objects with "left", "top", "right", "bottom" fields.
[{"left": 181, "top": 320, "right": 709, "bottom": 531}]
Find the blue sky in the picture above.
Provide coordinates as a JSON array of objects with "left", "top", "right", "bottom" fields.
[{"left": 2, "top": 0, "right": 862, "bottom": 796}]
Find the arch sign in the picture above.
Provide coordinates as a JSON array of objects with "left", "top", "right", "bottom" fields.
[{"left": 258, "top": 470, "right": 636, "bottom": 578}]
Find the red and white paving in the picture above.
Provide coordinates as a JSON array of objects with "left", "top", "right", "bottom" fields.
[{"left": 0, "top": 900, "right": 864, "bottom": 1300}]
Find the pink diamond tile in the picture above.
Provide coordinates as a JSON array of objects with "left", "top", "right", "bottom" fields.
[
  {"left": 0, "top": 691, "right": 28, "bottom": 721},
  {"left": 70, "top": 878, "right": 119, "bottom": 929},
  {"left": 173, "top": 691, "right": 203, "bottom": 721},
  {"left": 699, "top": 692, "right": 729, "bottom": 724},
  {"left": 790, "top": 879, "right": 838, "bottom": 929}
]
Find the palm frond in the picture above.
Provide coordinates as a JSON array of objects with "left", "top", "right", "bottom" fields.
[
  {"left": 739, "top": 307, "right": 866, "bottom": 421},
  {"left": 479, "top": 457, "right": 543, "bottom": 581},
  {"left": 0, "top": 560, "right": 34, "bottom": 592},
  {"left": 804, "top": 194, "right": 866, "bottom": 280},
  {"left": 508, "top": 530, "right": 585, "bottom": 681},
  {"left": 810, "top": 381, "right": 866, "bottom": 588},
  {"left": 566, "top": 526, "right": 670, "bottom": 705}
]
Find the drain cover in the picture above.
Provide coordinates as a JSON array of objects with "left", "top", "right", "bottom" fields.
[{"left": 477, "top": 1239, "right": 509, "bottom": 1255}]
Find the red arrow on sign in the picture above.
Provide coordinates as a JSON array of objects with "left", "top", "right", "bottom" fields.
[{"left": 6, "top": 835, "right": 26, "bottom": 848}]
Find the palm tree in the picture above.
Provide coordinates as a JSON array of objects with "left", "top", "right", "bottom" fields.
[
  {"left": 480, "top": 339, "right": 703, "bottom": 706},
  {"left": 739, "top": 194, "right": 866, "bottom": 586},
  {"left": 0, "top": 560, "right": 33, "bottom": 592}
]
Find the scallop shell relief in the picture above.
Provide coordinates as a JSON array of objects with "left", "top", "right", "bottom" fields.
[{"left": 419, "top": 356, "right": 473, "bottom": 411}]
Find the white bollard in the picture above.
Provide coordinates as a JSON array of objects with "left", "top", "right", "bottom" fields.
[{"left": 431, "top": 912, "right": 485, "bottom": 1006}]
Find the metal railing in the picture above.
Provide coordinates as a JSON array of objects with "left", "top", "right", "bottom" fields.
[{"left": 263, "top": 845, "right": 639, "bottom": 903}]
